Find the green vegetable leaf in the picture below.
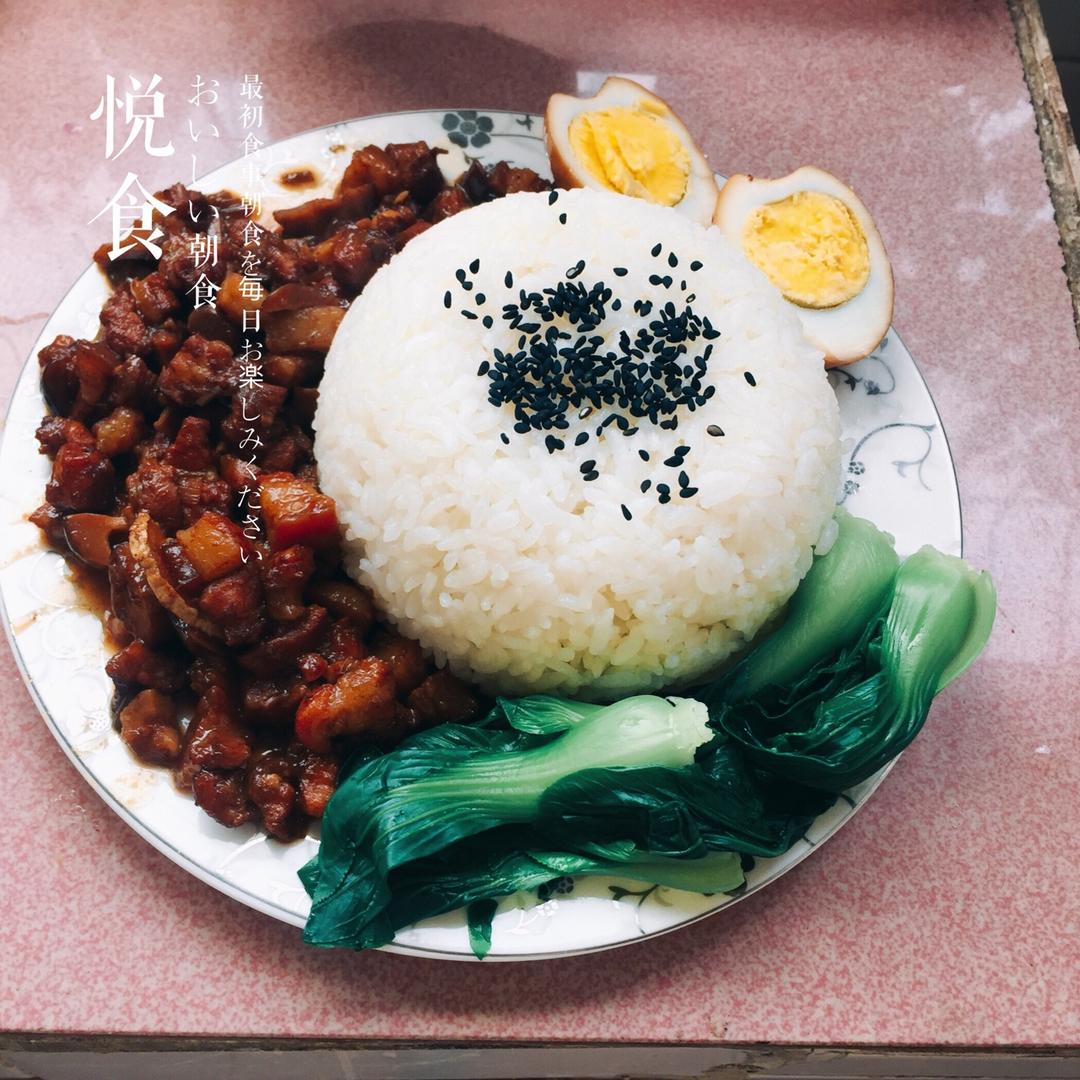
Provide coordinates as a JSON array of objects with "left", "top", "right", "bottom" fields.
[
  {"left": 704, "top": 508, "right": 900, "bottom": 706},
  {"left": 495, "top": 695, "right": 605, "bottom": 734},
  {"left": 303, "top": 696, "right": 714, "bottom": 949},
  {"left": 466, "top": 899, "right": 498, "bottom": 959},
  {"left": 711, "top": 535, "right": 996, "bottom": 791},
  {"left": 346, "top": 829, "right": 745, "bottom": 955},
  {"left": 299, "top": 511, "right": 996, "bottom": 956}
]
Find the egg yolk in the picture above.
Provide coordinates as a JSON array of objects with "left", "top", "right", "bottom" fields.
[
  {"left": 568, "top": 104, "right": 690, "bottom": 207},
  {"left": 741, "top": 190, "right": 870, "bottom": 308}
]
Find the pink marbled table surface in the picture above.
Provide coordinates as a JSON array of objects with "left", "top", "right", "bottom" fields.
[{"left": 1, "top": 0, "right": 1078, "bottom": 1049}]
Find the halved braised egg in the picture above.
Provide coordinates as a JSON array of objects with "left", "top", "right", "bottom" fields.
[
  {"left": 713, "top": 166, "right": 894, "bottom": 365},
  {"left": 545, "top": 77, "right": 719, "bottom": 225}
]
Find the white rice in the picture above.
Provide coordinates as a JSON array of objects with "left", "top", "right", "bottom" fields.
[{"left": 315, "top": 188, "right": 840, "bottom": 700}]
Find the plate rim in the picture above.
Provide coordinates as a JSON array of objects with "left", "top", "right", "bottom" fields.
[{"left": 0, "top": 106, "right": 962, "bottom": 961}]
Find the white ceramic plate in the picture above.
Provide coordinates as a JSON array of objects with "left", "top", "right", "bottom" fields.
[{"left": 0, "top": 109, "right": 961, "bottom": 960}]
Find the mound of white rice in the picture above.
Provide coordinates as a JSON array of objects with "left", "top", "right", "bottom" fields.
[{"left": 315, "top": 188, "right": 840, "bottom": 700}]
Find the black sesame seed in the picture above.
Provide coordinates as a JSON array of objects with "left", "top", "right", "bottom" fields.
[
  {"left": 638, "top": 449, "right": 650, "bottom": 462},
  {"left": 611, "top": 298, "right": 622, "bottom": 311},
  {"left": 461, "top": 310, "right": 478, "bottom": 320},
  {"left": 678, "top": 470, "right": 690, "bottom": 488},
  {"left": 674, "top": 445, "right": 690, "bottom": 458},
  {"left": 574, "top": 431, "right": 589, "bottom": 446},
  {"left": 663, "top": 454, "right": 682, "bottom": 467},
  {"left": 505, "top": 270, "right": 514, "bottom": 288},
  {"left": 475, "top": 293, "right": 486, "bottom": 304},
  {"left": 621, "top": 504, "right": 632, "bottom": 521},
  {"left": 707, "top": 424, "right": 725, "bottom": 437},
  {"left": 548, "top": 190, "right": 559, "bottom": 205},
  {"left": 679, "top": 486, "right": 699, "bottom": 498},
  {"left": 640, "top": 479, "right": 652, "bottom": 492},
  {"left": 667, "top": 252, "right": 678, "bottom": 268},
  {"left": 477, "top": 263, "right": 723, "bottom": 449},
  {"left": 477, "top": 360, "right": 490, "bottom": 376},
  {"left": 469, "top": 258, "right": 480, "bottom": 274},
  {"left": 500, "top": 432, "right": 510, "bottom": 445},
  {"left": 583, "top": 470, "right": 599, "bottom": 482},
  {"left": 545, "top": 435, "right": 564, "bottom": 453},
  {"left": 566, "top": 259, "right": 586, "bottom": 279},
  {"left": 651, "top": 243, "right": 662, "bottom": 257},
  {"left": 455, "top": 268, "right": 466, "bottom": 282},
  {"left": 648, "top": 274, "right": 662, "bottom": 286},
  {"left": 744, "top": 371, "right": 757, "bottom": 386},
  {"left": 558, "top": 213, "right": 567, "bottom": 225},
  {"left": 690, "top": 260, "right": 703, "bottom": 271},
  {"left": 613, "top": 266, "right": 629, "bottom": 277},
  {"left": 482, "top": 315, "right": 494, "bottom": 329},
  {"left": 443, "top": 290, "right": 452, "bottom": 309},
  {"left": 657, "top": 483, "right": 670, "bottom": 495},
  {"left": 580, "top": 459, "right": 597, "bottom": 473}
]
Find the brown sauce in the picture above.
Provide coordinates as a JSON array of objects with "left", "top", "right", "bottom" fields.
[
  {"left": 279, "top": 167, "right": 319, "bottom": 189},
  {"left": 69, "top": 562, "right": 111, "bottom": 615}
]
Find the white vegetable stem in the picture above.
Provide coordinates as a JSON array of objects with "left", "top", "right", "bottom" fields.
[{"left": 393, "top": 695, "right": 712, "bottom": 825}]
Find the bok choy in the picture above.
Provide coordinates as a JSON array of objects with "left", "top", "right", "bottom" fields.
[
  {"left": 302, "top": 696, "right": 715, "bottom": 948},
  {"left": 301, "top": 510, "right": 995, "bottom": 955},
  {"left": 711, "top": 517, "right": 997, "bottom": 791}
]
